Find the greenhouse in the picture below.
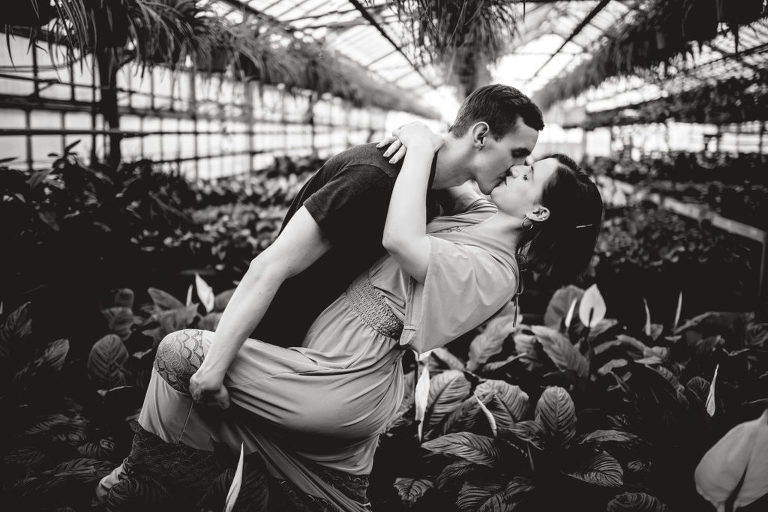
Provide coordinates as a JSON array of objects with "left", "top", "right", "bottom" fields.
[{"left": 1, "top": 1, "right": 767, "bottom": 511}]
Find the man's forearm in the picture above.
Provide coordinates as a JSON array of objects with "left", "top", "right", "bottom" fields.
[{"left": 197, "top": 258, "right": 284, "bottom": 380}]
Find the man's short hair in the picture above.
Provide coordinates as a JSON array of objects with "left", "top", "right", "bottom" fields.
[{"left": 449, "top": 84, "right": 545, "bottom": 140}]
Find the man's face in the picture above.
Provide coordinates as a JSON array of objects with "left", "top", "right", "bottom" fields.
[{"left": 472, "top": 119, "right": 539, "bottom": 195}]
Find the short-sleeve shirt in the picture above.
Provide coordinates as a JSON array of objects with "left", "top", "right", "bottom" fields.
[{"left": 252, "top": 143, "right": 440, "bottom": 347}]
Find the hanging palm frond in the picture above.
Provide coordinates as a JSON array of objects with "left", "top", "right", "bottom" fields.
[{"left": 388, "top": 0, "right": 520, "bottom": 94}]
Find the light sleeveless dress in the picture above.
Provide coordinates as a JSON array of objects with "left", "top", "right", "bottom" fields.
[{"left": 137, "top": 200, "right": 518, "bottom": 511}]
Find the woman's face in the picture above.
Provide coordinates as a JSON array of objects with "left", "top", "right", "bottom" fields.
[{"left": 489, "top": 157, "right": 559, "bottom": 218}]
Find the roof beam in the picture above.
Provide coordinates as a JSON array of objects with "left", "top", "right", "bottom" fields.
[
  {"left": 525, "top": 0, "right": 612, "bottom": 86},
  {"left": 216, "top": 0, "right": 417, "bottom": 94},
  {"left": 345, "top": 0, "right": 441, "bottom": 90}
]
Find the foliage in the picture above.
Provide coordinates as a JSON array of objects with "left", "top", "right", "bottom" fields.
[
  {"left": 534, "top": 1, "right": 767, "bottom": 110},
  {"left": 578, "top": 72, "right": 768, "bottom": 129},
  {"left": 0, "top": 277, "right": 239, "bottom": 509},
  {"left": 585, "top": 152, "right": 768, "bottom": 229},
  {"left": 388, "top": 0, "right": 518, "bottom": 96},
  {"left": 0, "top": 149, "right": 326, "bottom": 304},
  {"left": 378, "top": 282, "right": 768, "bottom": 511},
  {"left": 593, "top": 203, "right": 758, "bottom": 326},
  {"left": 5, "top": 1, "right": 438, "bottom": 119}
]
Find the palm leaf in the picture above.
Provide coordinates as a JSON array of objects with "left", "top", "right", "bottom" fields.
[{"left": 422, "top": 432, "right": 501, "bottom": 467}]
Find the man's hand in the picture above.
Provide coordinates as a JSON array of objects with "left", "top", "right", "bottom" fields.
[
  {"left": 377, "top": 121, "right": 443, "bottom": 164},
  {"left": 189, "top": 368, "right": 231, "bottom": 409}
]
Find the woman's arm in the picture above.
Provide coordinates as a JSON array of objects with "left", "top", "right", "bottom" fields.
[
  {"left": 189, "top": 207, "right": 331, "bottom": 408},
  {"left": 381, "top": 123, "right": 443, "bottom": 283}
]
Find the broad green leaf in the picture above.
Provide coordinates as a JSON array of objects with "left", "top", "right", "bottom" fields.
[
  {"left": 544, "top": 285, "right": 584, "bottom": 329},
  {"left": 0, "top": 301, "right": 33, "bottom": 359},
  {"left": 195, "top": 273, "right": 215, "bottom": 314},
  {"left": 499, "top": 420, "right": 547, "bottom": 451},
  {"left": 531, "top": 325, "right": 589, "bottom": 378},
  {"left": 745, "top": 322, "right": 768, "bottom": 348},
  {"left": 422, "top": 433, "right": 501, "bottom": 467},
  {"left": 437, "top": 397, "right": 482, "bottom": 437},
  {"left": 27, "top": 168, "right": 53, "bottom": 189},
  {"left": 4, "top": 446, "right": 47, "bottom": 467},
  {"left": 578, "top": 284, "right": 606, "bottom": 328},
  {"left": 579, "top": 429, "right": 639, "bottom": 445},
  {"left": 147, "top": 287, "right": 184, "bottom": 312},
  {"left": 475, "top": 380, "right": 530, "bottom": 428},
  {"left": 426, "top": 369, "right": 471, "bottom": 430},
  {"left": 477, "top": 477, "right": 535, "bottom": 512},
  {"left": 87, "top": 334, "right": 128, "bottom": 389},
  {"left": 151, "top": 305, "right": 199, "bottom": 345},
  {"left": 686, "top": 376, "right": 710, "bottom": 406},
  {"left": 587, "top": 319, "right": 620, "bottom": 343},
  {"left": 77, "top": 438, "right": 116, "bottom": 459},
  {"left": 636, "top": 355, "right": 663, "bottom": 365},
  {"left": 64, "top": 139, "right": 81, "bottom": 153},
  {"left": 480, "top": 353, "right": 527, "bottom": 374},
  {"left": 606, "top": 492, "right": 669, "bottom": 512},
  {"left": 24, "top": 413, "right": 87, "bottom": 444},
  {"left": 214, "top": 288, "right": 236, "bottom": 312},
  {"left": 535, "top": 386, "right": 577, "bottom": 447},
  {"left": 457, "top": 482, "right": 504, "bottom": 512},
  {"left": 436, "top": 461, "right": 482, "bottom": 494},
  {"left": 394, "top": 477, "right": 433, "bottom": 505},
  {"left": 468, "top": 315, "right": 516, "bottom": 371},
  {"left": 224, "top": 443, "right": 244, "bottom": 512},
  {"left": 415, "top": 366, "right": 430, "bottom": 440},
  {"left": 431, "top": 347, "right": 466, "bottom": 371},
  {"left": 595, "top": 334, "right": 660, "bottom": 359},
  {"left": 513, "top": 331, "right": 537, "bottom": 359},
  {"left": 597, "top": 359, "right": 628, "bottom": 376},
  {"left": 14, "top": 339, "right": 69, "bottom": 391},
  {"left": 568, "top": 452, "right": 623, "bottom": 488},
  {"left": 101, "top": 307, "right": 134, "bottom": 340}
]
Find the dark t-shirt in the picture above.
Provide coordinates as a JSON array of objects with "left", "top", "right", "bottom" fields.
[{"left": 252, "top": 143, "right": 439, "bottom": 347}]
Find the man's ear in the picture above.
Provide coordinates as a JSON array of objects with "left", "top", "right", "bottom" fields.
[
  {"left": 527, "top": 205, "right": 550, "bottom": 223},
  {"left": 470, "top": 122, "right": 490, "bottom": 149}
]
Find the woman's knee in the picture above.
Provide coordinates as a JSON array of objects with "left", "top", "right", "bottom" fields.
[{"left": 155, "top": 329, "right": 207, "bottom": 394}]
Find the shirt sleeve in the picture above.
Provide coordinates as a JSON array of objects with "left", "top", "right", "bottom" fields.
[
  {"left": 303, "top": 164, "right": 392, "bottom": 244},
  {"left": 398, "top": 236, "right": 517, "bottom": 354}
]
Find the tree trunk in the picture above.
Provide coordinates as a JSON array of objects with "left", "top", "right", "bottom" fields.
[{"left": 96, "top": 48, "right": 122, "bottom": 168}]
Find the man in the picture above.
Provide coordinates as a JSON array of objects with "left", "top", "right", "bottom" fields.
[{"left": 190, "top": 84, "right": 544, "bottom": 408}]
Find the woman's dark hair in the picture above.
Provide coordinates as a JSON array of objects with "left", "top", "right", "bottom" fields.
[
  {"left": 517, "top": 153, "right": 604, "bottom": 283},
  {"left": 449, "top": 84, "right": 545, "bottom": 139}
]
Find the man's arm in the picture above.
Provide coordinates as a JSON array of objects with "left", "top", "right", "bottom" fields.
[{"left": 189, "top": 206, "right": 331, "bottom": 408}]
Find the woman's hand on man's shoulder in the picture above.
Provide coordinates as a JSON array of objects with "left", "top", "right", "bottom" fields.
[{"left": 377, "top": 121, "right": 443, "bottom": 164}]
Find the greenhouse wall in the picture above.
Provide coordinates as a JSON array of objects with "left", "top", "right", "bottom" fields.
[
  {"left": 0, "top": 36, "right": 394, "bottom": 178},
  {"left": 541, "top": 122, "right": 767, "bottom": 161}
]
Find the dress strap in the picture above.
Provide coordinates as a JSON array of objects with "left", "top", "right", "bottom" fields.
[{"left": 343, "top": 274, "right": 404, "bottom": 340}]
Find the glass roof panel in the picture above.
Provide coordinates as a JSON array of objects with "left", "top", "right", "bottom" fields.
[{"left": 211, "top": 1, "right": 766, "bottom": 120}]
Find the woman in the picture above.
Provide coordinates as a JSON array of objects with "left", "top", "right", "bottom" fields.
[{"left": 99, "top": 123, "right": 603, "bottom": 511}]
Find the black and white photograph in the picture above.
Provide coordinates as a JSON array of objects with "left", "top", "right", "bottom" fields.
[{"left": 1, "top": 1, "right": 767, "bottom": 511}]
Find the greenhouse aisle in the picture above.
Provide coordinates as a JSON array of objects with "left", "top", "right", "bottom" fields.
[{"left": 1, "top": 1, "right": 767, "bottom": 512}]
